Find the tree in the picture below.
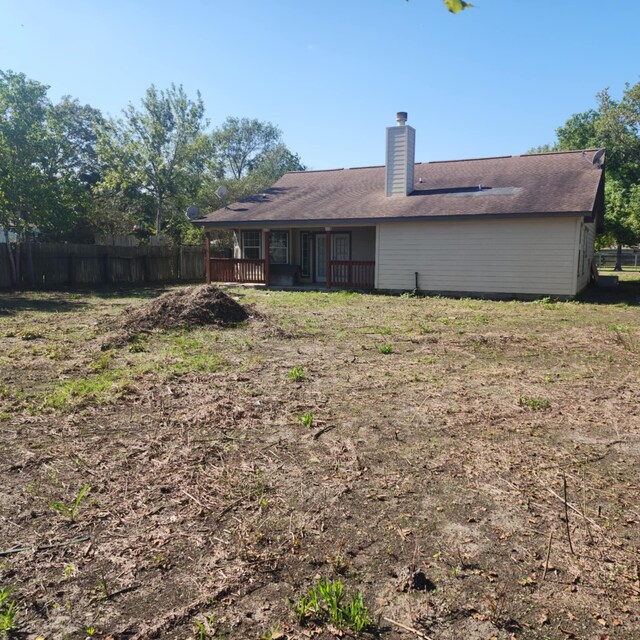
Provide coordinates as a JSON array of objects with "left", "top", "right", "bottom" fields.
[
  {"left": 98, "top": 84, "right": 209, "bottom": 234},
  {"left": 1, "top": 70, "right": 106, "bottom": 282},
  {"left": 540, "top": 81, "right": 640, "bottom": 269},
  {"left": 0, "top": 70, "right": 58, "bottom": 284},
  {"left": 212, "top": 117, "right": 282, "bottom": 180}
]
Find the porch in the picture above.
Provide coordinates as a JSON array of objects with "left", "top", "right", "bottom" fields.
[{"left": 204, "top": 227, "right": 376, "bottom": 289}]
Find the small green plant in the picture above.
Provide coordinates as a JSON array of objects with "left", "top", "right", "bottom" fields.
[
  {"left": 378, "top": 343, "right": 393, "bottom": 354},
  {"left": 84, "top": 626, "right": 97, "bottom": 637},
  {"left": 288, "top": 577, "right": 372, "bottom": 634},
  {"left": 0, "top": 586, "right": 17, "bottom": 636},
  {"left": 193, "top": 613, "right": 216, "bottom": 640},
  {"left": 260, "top": 622, "right": 283, "bottom": 640},
  {"left": 63, "top": 564, "right": 77, "bottom": 580},
  {"left": 50, "top": 483, "right": 91, "bottom": 521},
  {"left": 380, "top": 326, "right": 392, "bottom": 335},
  {"left": 518, "top": 395, "right": 550, "bottom": 411},
  {"left": 341, "top": 589, "right": 371, "bottom": 633},
  {"left": 288, "top": 366, "right": 306, "bottom": 382},
  {"left": 298, "top": 411, "right": 314, "bottom": 428},
  {"left": 317, "top": 577, "right": 344, "bottom": 624}
]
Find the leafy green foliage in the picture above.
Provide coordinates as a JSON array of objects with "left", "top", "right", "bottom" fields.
[
  {"left": 50, "top": 483, "right": 91, "bottom": 521},
  {"left": 97, "top": 84, "right": 209, "bottom": 236},
  {"left": 288, "top": 366, "right": 306, "bottom": 382},
  {"left": 213, "top": 117, "right": 282, "bottom": 180},
  {"left": 540, "top": 81, "right": 640, "bottom": 253},
  {"left": 0, "top": 71, "right": 101, "bottom": 247},
  {"left": 379, "top": 343, "right": 394, "bottom": 354},
  {"left": 288, "top": 577, "right": 372, "bottom": 634},
  {"left": 444, "top": 0, "right": 473, "bottom": 13},
  {"left": 298, "top": 411, "right": 314, "bottom": 428},
  {"left": 0, "top": 587, "right": 17, "bottom": 636}
]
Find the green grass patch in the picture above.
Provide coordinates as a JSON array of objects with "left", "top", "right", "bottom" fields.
[
  {"left": 43, "top": 369, "right": 131, "bottom": 411},
  {"left": 518, "top": 395, "right": 550, "bottom": 411}
]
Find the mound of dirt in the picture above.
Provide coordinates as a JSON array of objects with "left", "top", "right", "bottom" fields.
[{"left": 120, "top": 285, "right": 249, "bottom": 334}]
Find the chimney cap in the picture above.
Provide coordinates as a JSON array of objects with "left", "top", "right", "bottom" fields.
[{"left": 396, "top": 111, "right": 408, "bottom": 125}]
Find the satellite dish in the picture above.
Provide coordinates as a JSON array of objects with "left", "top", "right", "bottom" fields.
[
  {"left": 592, "top": 148, "right": 605, "bottom": 168},
  {"left": 186, "top": 205, "right": 200, "bottom": 220},
  {"left": 215, "top": 185, "right": 228, "bottom": 200}
]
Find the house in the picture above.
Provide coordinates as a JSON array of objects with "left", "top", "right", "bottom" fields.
[{"left": 193, "top": 113, "right": 605, "bottom": 298}]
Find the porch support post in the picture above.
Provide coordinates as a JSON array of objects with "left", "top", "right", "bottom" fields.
[
  {"left": 204, "top": 231, "right": 212, "bottom": 284},
  {"left": 325, "top": 227, "right": 332, "bottom": 289},
  {"left": 263, "top": 229, "right": 270, "bottom": 286}
]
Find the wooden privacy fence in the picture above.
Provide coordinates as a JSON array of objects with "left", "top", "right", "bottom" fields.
[{"left": 0, "top": 243, "right": 205, "bottom": 289}]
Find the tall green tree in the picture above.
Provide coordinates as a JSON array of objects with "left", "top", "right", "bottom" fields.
[
  {"left": 540, "top": 82, "right": 640, "bottom": 269},
  {"left": 98, "top": 84, "right": 209, "bottom": 235},
  {"left": 0, "top": 70, "right": 57, "bottom": 283},
  {"left": 212, "top": 117, "right": 281, "bottom": 180}
]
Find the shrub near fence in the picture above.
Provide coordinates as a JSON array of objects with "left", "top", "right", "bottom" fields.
[{"left": 0, "top": 242, "right": 205, "bottom": 289}]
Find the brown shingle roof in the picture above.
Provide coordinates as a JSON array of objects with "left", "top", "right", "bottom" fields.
[{"left": 195, "top": 150, "right": 604, "bottom": 227}]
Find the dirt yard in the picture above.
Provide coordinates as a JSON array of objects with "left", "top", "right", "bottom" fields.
[{"left": 1, "top": 280, "right": 639, "bottom": 640}]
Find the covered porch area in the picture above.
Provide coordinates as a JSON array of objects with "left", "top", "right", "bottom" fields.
[{"left": 204, "top": 225, "right": 376, "bottom": 289}]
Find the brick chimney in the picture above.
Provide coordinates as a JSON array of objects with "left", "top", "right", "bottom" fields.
[{"left": 385, "top": 111, "right": 416, "bottom": 197}]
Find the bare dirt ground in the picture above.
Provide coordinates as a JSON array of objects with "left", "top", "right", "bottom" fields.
[{"left": 1, "top": 279, "right": 639, "bottom": 640}]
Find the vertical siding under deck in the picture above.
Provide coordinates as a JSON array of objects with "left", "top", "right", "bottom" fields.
[{"left": 377, "top": 217, "right": 580, "bottom": 296}]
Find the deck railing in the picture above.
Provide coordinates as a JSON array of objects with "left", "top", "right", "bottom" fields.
[
  {"left": 329, "top": 260, "right": 375, "bottom": 289},
  {"left": 208, "top": 258, "right": 375, "bottom": 289},
  {"left": 210, "top": 258, "right": 265, "bottom": 283}
]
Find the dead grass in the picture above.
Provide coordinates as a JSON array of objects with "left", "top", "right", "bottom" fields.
[{"left": 1, "top": 282, "right": 639, "bottom": 639}]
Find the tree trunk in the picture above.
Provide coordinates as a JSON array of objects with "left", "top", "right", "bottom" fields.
[
  {"left": 155, "top": 195, "right": 163, "bottom": 235},
  {"left": 614, "top": 243, "right": 623, "bottom": 271}
]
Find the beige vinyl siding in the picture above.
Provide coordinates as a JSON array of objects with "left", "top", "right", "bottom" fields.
[{"left": 377, "top": 217, "right": 580, "bottom": 296}]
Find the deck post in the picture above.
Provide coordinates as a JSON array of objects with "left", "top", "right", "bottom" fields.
[
  {"left": 263, "top": 229, "right": 270, "bottom": 286},
  {"left": 325, "top": 227, "right": 332, "bottom": 289},
  {"left": 204, "top": 231, "right": 211, "bottom": 284}
]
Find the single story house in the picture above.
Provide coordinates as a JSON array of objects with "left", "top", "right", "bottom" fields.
[{"left": 193, "top": 113, "right": 605, "bottom": 298}]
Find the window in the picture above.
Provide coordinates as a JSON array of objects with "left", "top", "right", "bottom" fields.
[
  {"left": 269, "top": 231, "right": 289, "bottom": 264},
  {"left": 242, "top": 231, "right": 261, "bottom": 260}
]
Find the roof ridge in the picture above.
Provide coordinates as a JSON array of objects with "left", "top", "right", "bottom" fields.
[
  {"left": 522, "top": 148, "right": 601, "bottom": 157},
  {"left": 285, "top": 148, "right": 600, "bottom": 176}
]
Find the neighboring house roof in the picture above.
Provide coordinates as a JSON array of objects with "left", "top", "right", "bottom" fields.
[{"left": 195, "top": 150, "right": 605, "bottom": 228}]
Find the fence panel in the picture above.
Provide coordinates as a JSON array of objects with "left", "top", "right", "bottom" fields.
[
  {"left": 0, "top": 242, "right": 206, "bottom": 289},
  {"left": 0, "top": 244, "right": 12, "bottom": 288}
]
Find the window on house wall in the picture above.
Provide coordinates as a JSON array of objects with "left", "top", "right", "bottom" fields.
[
  {"left": 269, "top": 231, "right": 289, "bottom": 264},
  {"left": 242, "top": 231, "right": 261, "bottom": 260},
  {"left": 300, "top": 232, "right": 310, "bottom": 277}
]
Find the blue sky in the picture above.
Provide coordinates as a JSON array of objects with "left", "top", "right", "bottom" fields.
[{"left": 1, "top": 1, "right": 639, "bottom": 171}]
